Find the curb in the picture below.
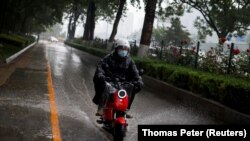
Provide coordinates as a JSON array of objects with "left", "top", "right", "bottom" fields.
[
  {"left": 5, "top": 42, "right": 36, "bottom": 64},
  {"left": 142, "top": 75, "right": 250, "bottom": 124}
]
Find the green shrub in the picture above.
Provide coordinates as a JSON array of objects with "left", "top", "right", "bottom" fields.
[
  {"left": 168, "top": 69, "right": 190, "bottom": 89},
  {"left": 10, "top": 34, "right": 30, "bottom": 46},
  {"left": 65, "top": 40, "right": 250, "bottom": 115},
  {"left": 0, "top": 33, "right": 35, "bottom": 61},
  {"left": 0, "top": 34, "right": 26, "bottom": 47}
]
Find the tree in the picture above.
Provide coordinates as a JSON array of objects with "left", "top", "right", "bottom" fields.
[
  {"left": 0, "top": 0, "right": 69, "bottom": 34},
  {"left": 108, "top": 0, "right": 141, "bottom": 42},
  {"left": 137, "top": 0, "right": 185, "bottom": 57},
  {"left": 137, "top": 0, "right": 158, "bottom": 57},
  {"left": 66, "top": 0, "right": 87, "bottom": 39},
  {"left": 193, "top": 17, "right": 212, "bottom": 43},
  {"left": 152, "top": 17, "right": 190, "bottom": 45},
  {"left": 83, "top": 0, "right": 96, "bottom": 40},
  {"left": 82, "top": 0, "right": 118, "bottom": 41},
  {"left": 173, "top": 0, "right": 250, "bottom": 43},
  {"left": 108, "top": 0, "right": 127, "bottom": 42},
  {"left": 165, "top": 18, "right": 190, "bottom": 45},
  {"left": 152, "top": 26, "right": 166, "bottom": 44}
]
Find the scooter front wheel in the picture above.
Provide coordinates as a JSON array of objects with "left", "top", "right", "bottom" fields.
[{"left": 113, "top": 124, "right": 126, "bottom": 141}]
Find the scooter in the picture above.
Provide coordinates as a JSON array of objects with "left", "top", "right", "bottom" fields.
[{"left": 96, "top": 77, "right": 134, "bottom": 141}]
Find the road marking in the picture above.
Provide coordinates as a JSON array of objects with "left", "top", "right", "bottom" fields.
[{"left": 47, "top": 62, "right": 62, "bottom": 141}]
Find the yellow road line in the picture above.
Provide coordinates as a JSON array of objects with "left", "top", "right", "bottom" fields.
[{"left": 47, "top": 62, "right": 62, "bottom": 141}]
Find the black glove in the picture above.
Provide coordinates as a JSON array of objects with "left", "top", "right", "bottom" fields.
[
  {"left": 133, "top": 81, "right": 143, "bottom": 88},
  {"left": 133, "top": 81, "right": 143, "bottom": 93},
  {"left": 98, "top": 75, "right": 106, "bottom": 82},
  {"left": 98, "top": 75, "right": 112, "bottom": 82}
]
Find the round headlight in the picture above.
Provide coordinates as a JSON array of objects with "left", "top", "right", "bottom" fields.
[{"left": 118, "top": 90, "right": 127, "bottom": 99}]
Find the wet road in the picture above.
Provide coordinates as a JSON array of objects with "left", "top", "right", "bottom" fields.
[{"left": 0, "top": 41, "right": 223, "bottom": 141}]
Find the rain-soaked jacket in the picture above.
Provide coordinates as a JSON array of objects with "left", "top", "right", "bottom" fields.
[{"left": 92, "top": 52, "right": 143, "bottom": 109}]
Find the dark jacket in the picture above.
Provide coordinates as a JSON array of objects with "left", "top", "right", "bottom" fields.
[{"left": 92, "top": 52, "right": 143, "bottom": 105}]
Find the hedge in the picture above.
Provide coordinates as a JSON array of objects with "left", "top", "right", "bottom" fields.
[
  {"left": 65, "top": 40, "right": 250, "bottom": 115},
  {"left": 0, "top": 34, "right": 26, "bottom": 47}
]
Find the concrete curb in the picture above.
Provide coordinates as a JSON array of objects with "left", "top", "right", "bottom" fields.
[
  {"left": 5, "top": 42, "right": 36, "bottom": 64},
  {"left": 142, "top": 75, "right": 250, "bottom": 124}
]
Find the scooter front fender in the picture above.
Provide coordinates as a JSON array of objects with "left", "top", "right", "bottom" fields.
[{"left": 115, "top": 117, "right": 126, "bottom": 125}]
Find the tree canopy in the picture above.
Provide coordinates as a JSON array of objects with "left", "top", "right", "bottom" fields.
[
  {"left": 153, "top": 17, "right": 190, "bottom": 45},
  {"left": 172, "top": 0, "right": 250, "bottom": 42},
  {"left": 0, "top": 0, "right": 70, "bottom": 34}
]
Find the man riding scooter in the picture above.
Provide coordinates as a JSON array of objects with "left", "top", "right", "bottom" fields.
[{"left": 92, "top": 38, "right": 143, "bottom": 118}]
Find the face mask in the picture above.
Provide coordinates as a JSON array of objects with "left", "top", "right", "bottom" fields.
[{"left": 117, "top": 50, "right": 128, "bottom": 58}]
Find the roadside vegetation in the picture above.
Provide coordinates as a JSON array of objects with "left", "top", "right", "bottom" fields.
[
  {"left": 65, "top": 39, "right": 250, "bottom": 116},
  {"left": 0, "top": 33, "right": 35, "bottom": 62},
  {"left": 1, "top": 0, "right": 249, "bottom": 115}
]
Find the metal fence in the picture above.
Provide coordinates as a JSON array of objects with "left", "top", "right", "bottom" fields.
[
  {"left": 130, "top": 40, "right": 250, "bottom": 77},
  {"left": 91, "top": 38, "right": 250, "bottom": 78}
]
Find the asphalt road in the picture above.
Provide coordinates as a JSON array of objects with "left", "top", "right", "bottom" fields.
[{"left": 0, "top": 41, "right": 224, "bottom": 141}]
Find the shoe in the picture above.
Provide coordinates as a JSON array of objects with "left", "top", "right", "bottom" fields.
[{"left": 95, "top": 106, "right": 103, "bottom": 116}]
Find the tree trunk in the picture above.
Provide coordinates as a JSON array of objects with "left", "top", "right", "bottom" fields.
[
  {"left": 67, "top": 15, "right": 73, "bottom": 39},
  {"left": 0, "top": 1, "right": 7, "bottom": 32},
  {"left": 137, "top": 0, "right": 157, "bottom": 57},
  {"left": 71, "top": 14, "right": 78, "bottom": 39},
  {"left": 20, "top": 15, "right": 28, "bottom": 33},
  {"left": 89, "top": 1, "right": 96, "bottom": 40},
  {"left": 83, "top": 0, "right": 96, "bottom": 41},
  {"left": 83, "top": 4, "right": 90, "bottom": 40},
  {"left": 108, "top": 0, "right": 126, "bottom": 42}
]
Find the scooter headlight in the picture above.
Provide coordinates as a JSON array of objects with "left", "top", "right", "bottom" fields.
[{"left": 118, "top": 89, "right": 127, "bottom": 99}]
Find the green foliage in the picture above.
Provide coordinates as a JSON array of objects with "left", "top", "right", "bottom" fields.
[
  {"left": 173, "top": 0, "right": 250, "bottom": 40},
  {"left": 0, "top": 34, "right": 35, "bottom": 61},
  {"left": 64, "top": 41, "right": 109, "bottom": 58},
  {"left": 152, "top": 27, "right": 166, "bottom": 44},
  {"left": 66, "top": 37, "right": 250, "bottom": 115},
  {"left": 158, "top": 0, "right": 184, "bottom": 18},
  {"left": 0, "top": 34, "right": 26, "bottom": 47},
  {"left": 133, "top": 56, "right": 250, "bottom": 115},
  {"left": 166, "top": 17, "right": 190, "bottom": 45},
  {"left": 194, "top": 17, "right": 213, "bottom": 42},
  {"left": 152, "top": 17, "right": 190, "bottom": 46},
  {"left": 0, "top": 0, "right": 69, "bottom": 34}
]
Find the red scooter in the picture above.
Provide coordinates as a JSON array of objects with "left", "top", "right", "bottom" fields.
[{"left": 96, "top": 76, "right": 134, "bottom": 141}]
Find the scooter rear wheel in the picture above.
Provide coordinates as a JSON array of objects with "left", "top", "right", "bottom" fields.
[{"left": 113, "top": 124, "right": 126, "bottom": 141}]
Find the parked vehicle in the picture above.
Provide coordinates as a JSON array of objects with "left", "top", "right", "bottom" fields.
[{"left": 48, "top": 36, "right": 59, "bottom": 42}]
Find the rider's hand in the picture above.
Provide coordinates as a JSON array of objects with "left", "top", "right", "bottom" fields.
[
  {"left": 99, "top": 75, "right": 106, "bottom": 82},
  {"left": 133, "top": 81, "right": 143, "bottom": 93},
  {"left": 133, "top": 81, "right": 142, "bottom": 88}
]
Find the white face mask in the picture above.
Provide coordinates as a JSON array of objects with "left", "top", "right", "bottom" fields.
[{"left": 117, "top": 50, "right": 128, "bottom": 58}]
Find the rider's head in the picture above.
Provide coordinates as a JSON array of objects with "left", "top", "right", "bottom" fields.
[{"left": 114, "top": 39, "right": 130, "bottom": 58}]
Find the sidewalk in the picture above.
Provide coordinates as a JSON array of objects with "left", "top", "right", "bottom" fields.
[{"left": 0, "top": 43, "right": 52, "bottom": 141}]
